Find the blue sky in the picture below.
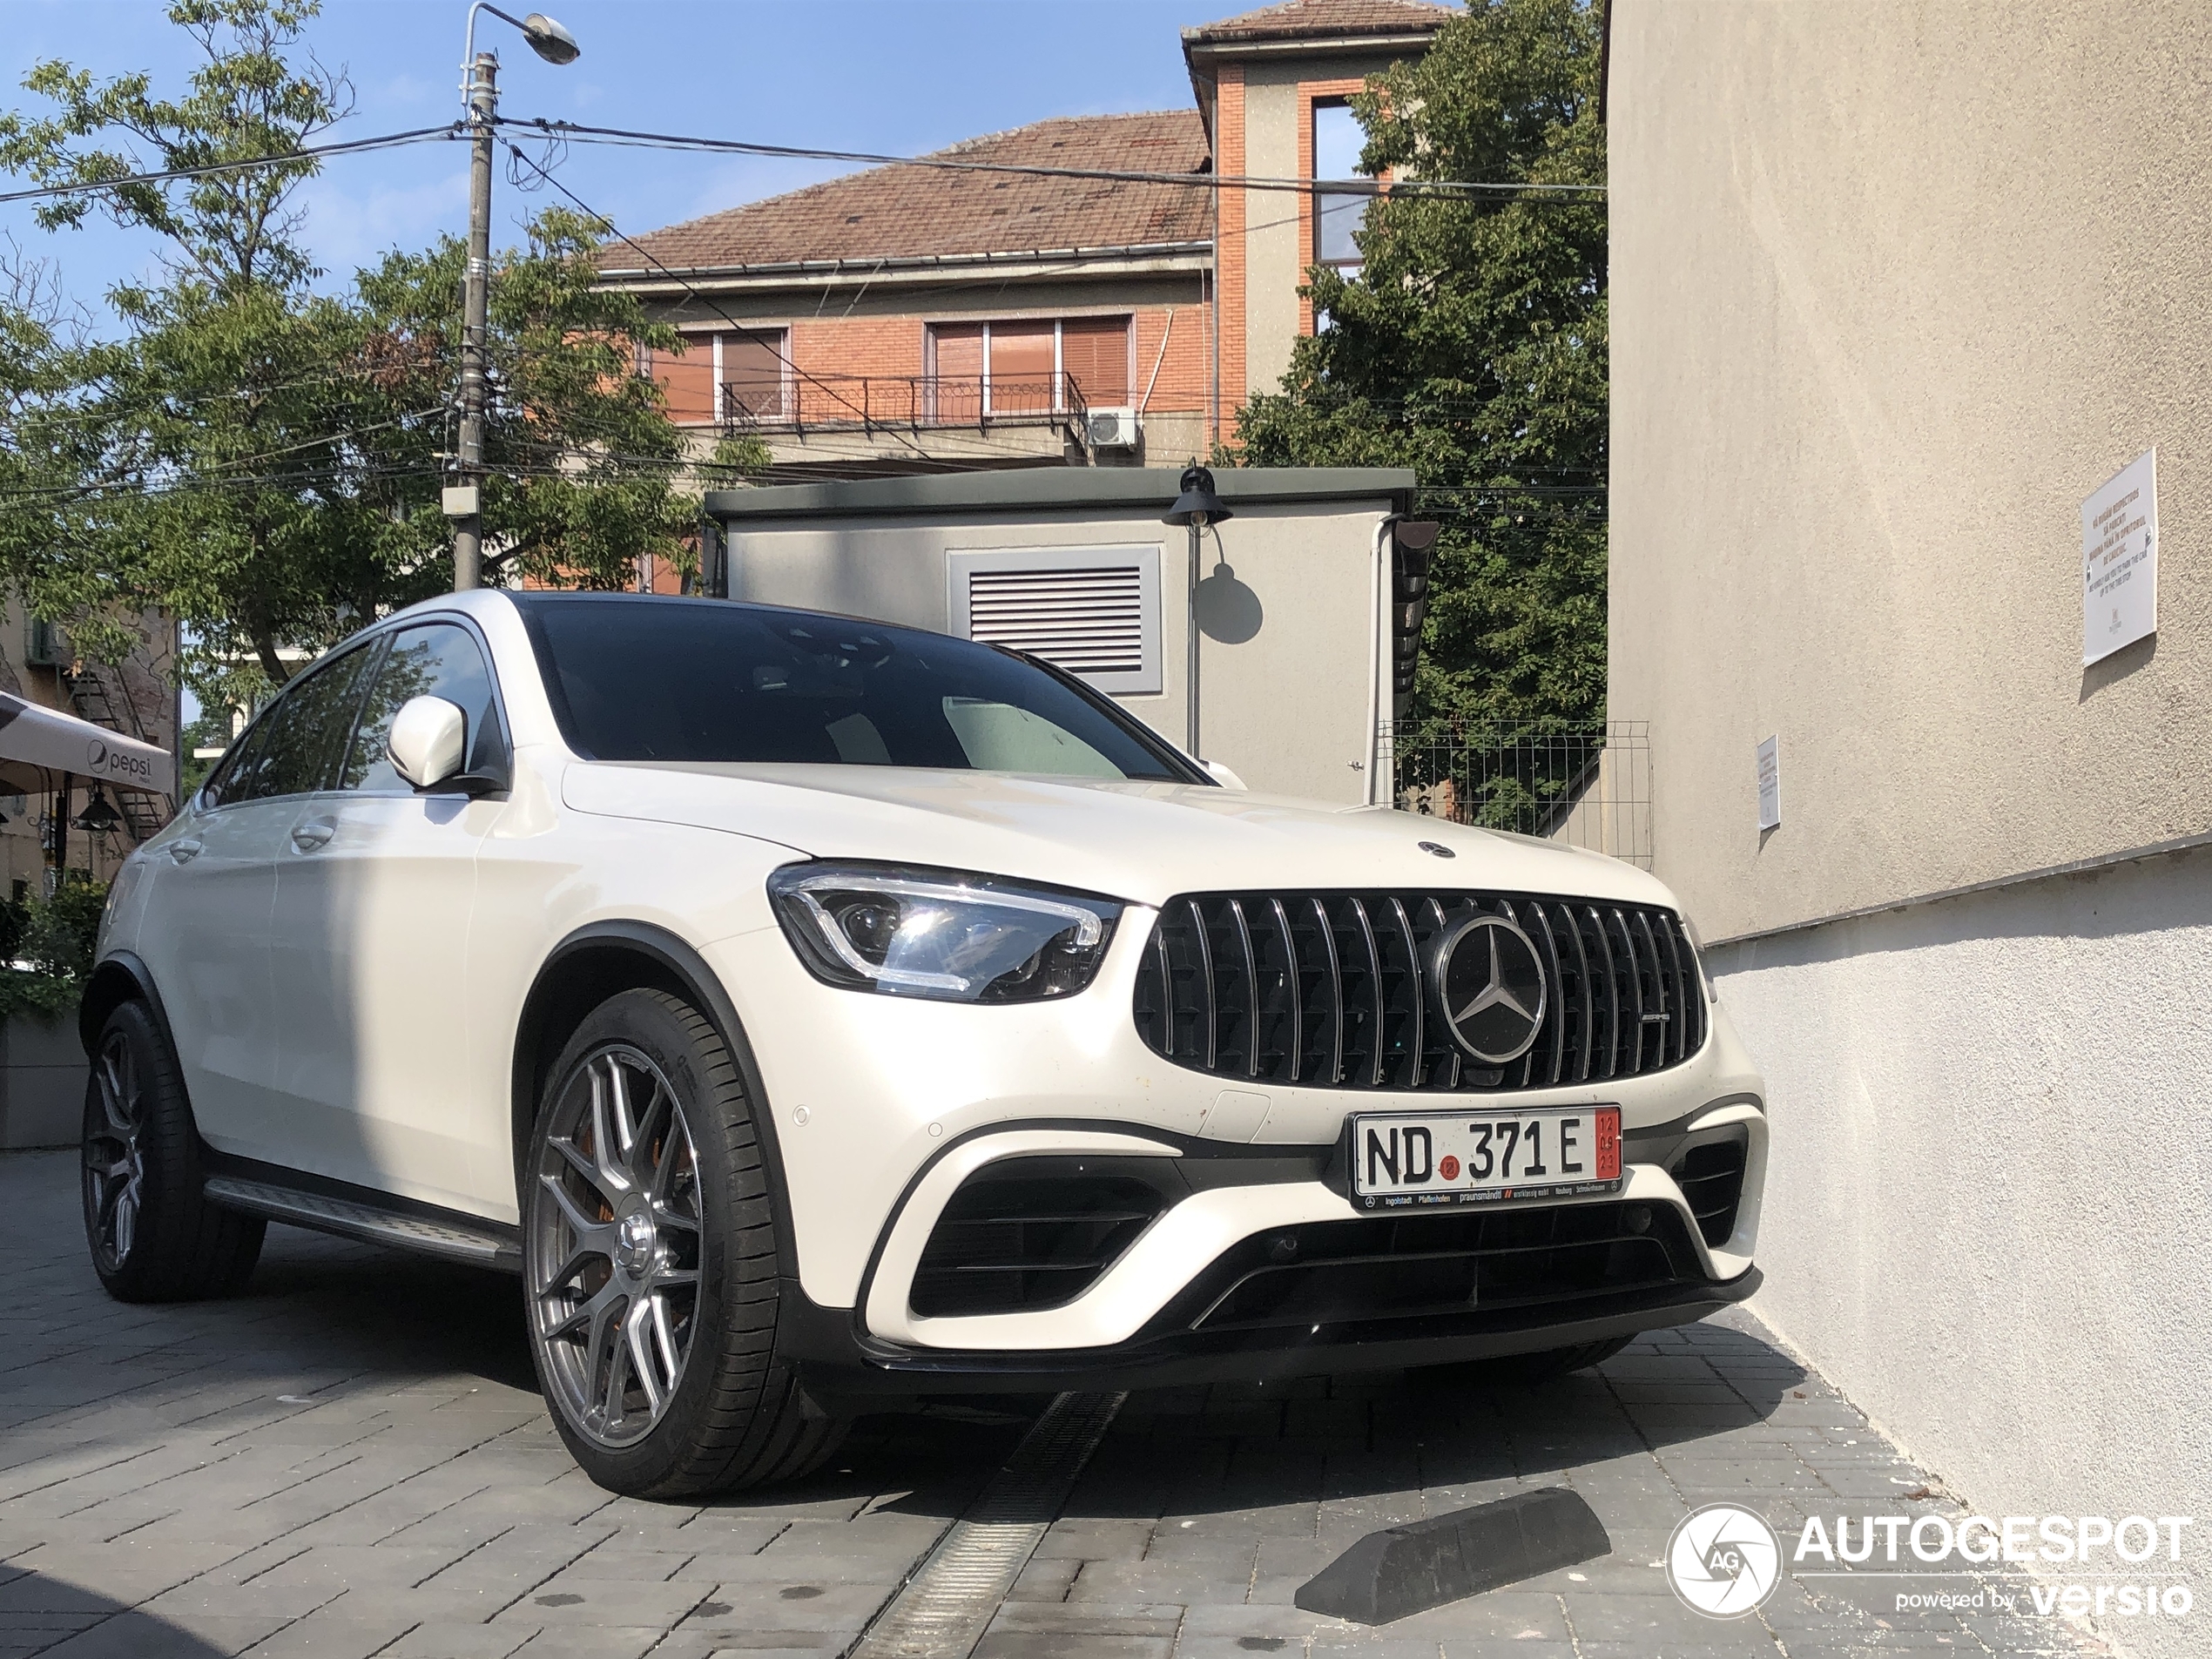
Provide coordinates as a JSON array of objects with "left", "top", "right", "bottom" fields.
[{"left": 2, "top": 0, "right": 1212, "bottom": 320}]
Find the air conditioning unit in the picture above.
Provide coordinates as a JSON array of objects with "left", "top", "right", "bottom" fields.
[{"left": 1083, "top": 407, "right": 1143, "bottom": 452}]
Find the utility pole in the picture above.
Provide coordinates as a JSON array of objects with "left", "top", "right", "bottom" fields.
[
  {"left": 451, "top": 51, "right": 496, "bottom": 591},
  {"left": 446, "top": 7, "right": 582, "bottom": 590}
]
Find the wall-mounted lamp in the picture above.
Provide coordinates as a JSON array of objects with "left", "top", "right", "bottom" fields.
[{"left": 1163, "top": 465, "right": 1234, "bottom": 757}]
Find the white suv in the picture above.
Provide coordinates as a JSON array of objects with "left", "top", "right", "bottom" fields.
[{"left": 82, "top": 591, "right": 1768, "bottom": 1498}]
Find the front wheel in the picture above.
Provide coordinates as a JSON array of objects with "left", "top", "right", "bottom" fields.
[
  {"left": 81, "top": 1000, "right": 265, "bottom": 1302},
  {"left": 523, "top": 988, "right": 845, "bottom": 1497}
]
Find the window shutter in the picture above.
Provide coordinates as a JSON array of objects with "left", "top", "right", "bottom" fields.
[
  {"left": 927, "top": 324, "right": 983, "bottom": 423},
  {"left": 1061, "top": 316, "right": 1132, "bottom": 405},
  {"left": 719, "top": 330, "right": 786, "bottom": 421},
  {"left": 948, "top": 545, "right": 1162, "bottom": 696},
  {"left": 651, "top": 341, "right": 715, "bottom": 423},
  {"left": 986, "top": 322, "right": 1056, "bottom": 414}
]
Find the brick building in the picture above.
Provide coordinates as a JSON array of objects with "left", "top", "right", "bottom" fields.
[{"left": 595, "top": 0, "right": 1453, "bottom": 479}]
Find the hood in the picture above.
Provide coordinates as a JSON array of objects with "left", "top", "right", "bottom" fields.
[{"left": 559, "top": 761, "right": 1679, "bottom": 913}]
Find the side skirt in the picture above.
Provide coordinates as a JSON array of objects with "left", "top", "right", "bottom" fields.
[{"left": 202, "top": 1168, "right": 522, "bottom": 1274}]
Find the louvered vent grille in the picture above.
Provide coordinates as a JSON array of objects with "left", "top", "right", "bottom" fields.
[
  {"left": 1131, "top": 891, "right": 1707, "bottom": 1092},
  {"left": 967, "top": 566, "right": 1145, "bottom": 678}
]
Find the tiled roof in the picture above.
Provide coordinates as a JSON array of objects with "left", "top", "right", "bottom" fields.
[
  {"left": 1184, "top": 0, "right": 1456, "bottom": 45},
  {"left": 597, "top": 112, "right": 1212, "bottom": 276}
]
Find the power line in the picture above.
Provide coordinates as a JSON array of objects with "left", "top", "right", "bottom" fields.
[
  {"left": 515, "top": 118, "right": 1605, "bottom": 201},
  {"left": 0, "top": 125, "right": 461, "bottom": 208}
]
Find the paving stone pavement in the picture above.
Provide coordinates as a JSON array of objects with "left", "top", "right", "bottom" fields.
[{"left": 0, "top": 1150, "right": 2107, "bottom": 1658}]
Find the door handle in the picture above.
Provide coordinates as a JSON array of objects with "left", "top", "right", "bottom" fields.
[
  {"left": 167, "top": 839, "right": 202, "bottom": 864},
  {"left": 289, "top": 819, "right": 335, "bottom": 852}
]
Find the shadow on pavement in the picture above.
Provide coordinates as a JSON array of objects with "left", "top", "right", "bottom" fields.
[
  {"left": 0, "top": 1569, "right": 229, "bottom": 1658},
  {"left": 233, "top": 1229, "right": 1045, "bottom": 1516},
  {"left": 235, "top": 1242, "right": 541, "bottom": 1393}
]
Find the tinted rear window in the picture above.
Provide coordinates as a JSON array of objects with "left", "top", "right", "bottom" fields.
[{"left": 517, "top": 597, "right": 1193, "bottom": 782}]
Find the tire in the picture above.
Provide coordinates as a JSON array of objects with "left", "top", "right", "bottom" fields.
[
  {"left": 1413, "top": 1335, "right": 1634, "bottom": 1389},
  {"left": 81, "top": 999, "right": 266, "bottom": 1303},
  {"left": 522, "top": 987, "right": 846, "bottom": 1498}
]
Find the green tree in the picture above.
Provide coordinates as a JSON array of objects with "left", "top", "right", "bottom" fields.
[
  {"left": 0, "top": 246, "right": 87, "bottom": 607},
  {"left": 0, "top": 0, "right": 759, "bottom": 720},
  {"left": 1227, "top": 0, "right": 1607, "bottom": 737}
]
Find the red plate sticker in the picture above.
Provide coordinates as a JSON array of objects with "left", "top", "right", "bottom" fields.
[{"left": 1595, "top": 1106, "right": 1622, "bottom": 1181}]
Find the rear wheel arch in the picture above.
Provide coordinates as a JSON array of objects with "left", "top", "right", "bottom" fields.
[{"left": 510, "top": 923, "right": 796, "bottom": 1266}]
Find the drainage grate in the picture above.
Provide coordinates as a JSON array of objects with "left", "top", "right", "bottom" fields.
[{"left": 849, "top": 1390, "right": 1125, "bottom": 1659}]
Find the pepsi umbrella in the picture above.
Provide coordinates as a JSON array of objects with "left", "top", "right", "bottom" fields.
[{"left": 0, "top": 691, "right": 174, "bottom": 799}]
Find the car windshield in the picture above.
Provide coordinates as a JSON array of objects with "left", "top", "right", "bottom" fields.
[{"left": 515, "top": 595, "right": 1197, "bottom": 783}]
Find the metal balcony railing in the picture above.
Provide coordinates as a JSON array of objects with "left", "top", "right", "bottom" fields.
[{"left": 717, "top": 371, "right": 1089, "bottom": 438}]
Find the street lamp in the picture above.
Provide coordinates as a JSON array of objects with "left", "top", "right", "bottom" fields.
[
  {"left": 448, "top": 6, "right": 583, "bottom": 592},
  {"left": 1163, "top": 465, "right": 1232, "bottom": 757},
  {"left": 72, "top": 788, "right": 122, "bottom": 835}
]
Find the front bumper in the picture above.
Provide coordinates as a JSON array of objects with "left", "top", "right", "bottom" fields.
[
  {"left": 772, "top": 1264, "right": 1763, "bottom": 1401},
  {"left": 706, "top": 908, "right": 1770, "bottom": 1387},
  {"left": 766, "top": 1107, "right": 1766, "bottom": 1401}
]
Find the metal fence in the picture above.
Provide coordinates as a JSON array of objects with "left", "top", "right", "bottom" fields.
[{"left": 1387, "top": 723, "right": 1652, "bottom": 869}]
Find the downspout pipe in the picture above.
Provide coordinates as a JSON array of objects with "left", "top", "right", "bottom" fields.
[{"left": 1366, "top": 516, "right": 1397, "bottom": 806}]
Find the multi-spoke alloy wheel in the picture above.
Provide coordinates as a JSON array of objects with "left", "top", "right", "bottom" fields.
[
  {"left": 78, "top": 997, "right": 264, "bottom": 1303},
  {"left": 530, "top": 1043, "right": 703, "bottom": 1447},
  {"left": 522, "top": 988, "right": 846, "bottom": 1498},
  {"left": 84, "top": 1028, "right": 147, "bottom": 1272}
]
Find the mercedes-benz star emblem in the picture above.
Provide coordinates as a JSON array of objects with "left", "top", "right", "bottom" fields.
[{"left": 1433, "top": 914, "right": 1547, "bottom": 1063}]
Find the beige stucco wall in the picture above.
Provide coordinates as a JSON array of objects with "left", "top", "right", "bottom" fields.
[
  {"left": 1238, "top": 49, "right": 1409, "bottom": 400},
  {"left": 1609, "top": 0, "right": 2212, "bottom": 942},
  {"left": 1616, "top": 14, "right": 2212, "bottom": 1654},
  {"left": 721, "top": 500, "right": 1391, "bottom": 804},
  {"left": 1242, "top": 70, "right": 1306, "bottom": 398}
]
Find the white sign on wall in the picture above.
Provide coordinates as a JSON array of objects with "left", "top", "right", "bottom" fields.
[
  {"left": 2081, "top": 449, "right": 2158, "bottom": 665},
  {"left": 1756, "top": 736, "right": 1780, "bottom": 832}
]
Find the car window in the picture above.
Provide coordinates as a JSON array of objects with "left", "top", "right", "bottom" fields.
[
  {"left": 342, "top": 621, "right": 505, "bottom": 792},
  {"left": 200, "top": 711, "right": 273, "bottom": 808},
  {"left": 203, "top": 644, "right": 376, "bottom": 807},
  {"left": 516, "top": 596, "right": 1196, "bottom": 782}
]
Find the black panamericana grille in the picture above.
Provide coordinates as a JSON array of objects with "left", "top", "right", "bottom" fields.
[{"left": 1132, "top": 891, "right": 1706, "bottom": 1092}]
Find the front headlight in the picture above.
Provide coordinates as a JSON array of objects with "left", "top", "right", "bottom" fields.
[{"left": 766, "top": 862, "right": 1123, "bottom": 1003}]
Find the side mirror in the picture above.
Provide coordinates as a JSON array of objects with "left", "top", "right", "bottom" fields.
[
  {"left": 388, "top": 697, "right": 468, "bottom": 790},
  {"left": 1201, "top": 759, "right": 1248, "bottom": 791}
]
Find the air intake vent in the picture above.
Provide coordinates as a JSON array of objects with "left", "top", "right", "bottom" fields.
[
  {"left": 1670, "top": 1136, "right": 1748, "bottom": 1246},
  {"left": 1185, "top": 1200, "right": 1701, "bottom": 1333},
  {"left": 908, "top": 1157, "right": 1174, "bottom": 1318},
  {"left": 1131, "top": 891, "right": 1706, "bottom": 1092}
]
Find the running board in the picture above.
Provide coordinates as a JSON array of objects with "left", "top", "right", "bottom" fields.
[{"left": 203, "top": 1176, "right": 522, "bottom": 1273}]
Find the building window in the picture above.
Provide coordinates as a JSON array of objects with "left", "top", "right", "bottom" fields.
[
  {"left": 1313, "top": 101, "right": 1367, "bottom": 282},
  {"left": 926, "top": 318, "right": 1131, "bottom": 421},
  {"left": 647, "top": 329, "right": 788, "bottom": 425}
]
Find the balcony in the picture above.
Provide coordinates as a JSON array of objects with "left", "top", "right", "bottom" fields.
[{"left": 717, "top": 371, "right": 1090, "bottom": 439}]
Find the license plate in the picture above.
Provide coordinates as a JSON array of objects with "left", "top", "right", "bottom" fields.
[{"left": 1349, "top": 1106, "right": 1623, "bottom": 1209}]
